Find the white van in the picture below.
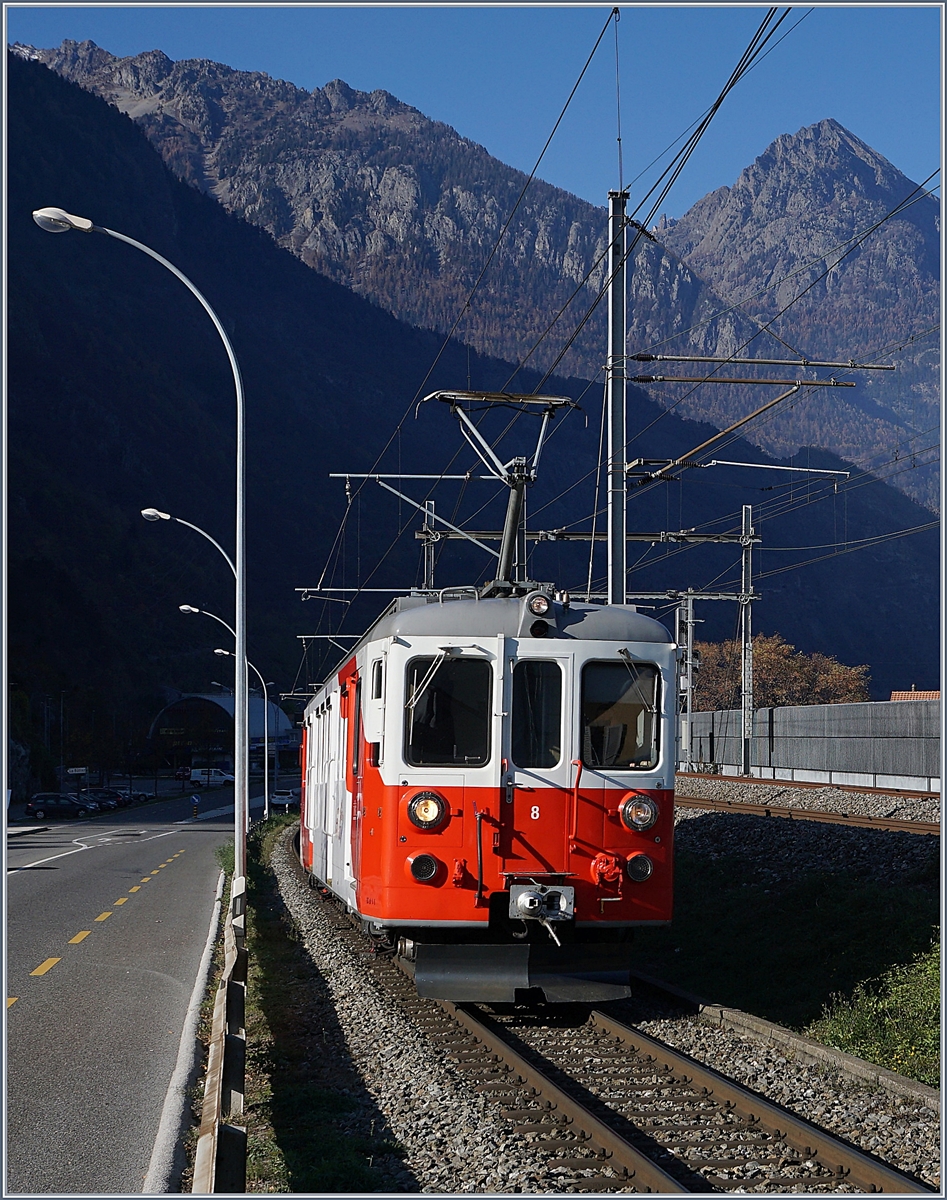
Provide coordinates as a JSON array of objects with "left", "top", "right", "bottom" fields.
[{"left": 193, "top": 769, "right": 235, "bottom": 788}]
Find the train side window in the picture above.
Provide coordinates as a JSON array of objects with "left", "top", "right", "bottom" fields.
[
  {"left": 580, "top": 661, "right": 659, "bottom": 769},
  {"left": 404, "top": 657, "right": 491, "bottom": 766},
  {"left": 371, "top": 659, "right": 383, "bottom": 700},
  {"left": 352, "top": 679, "right": 362, "bottom": 776},
  {"left": 511, "top": 661, "right": 561, "bottom": 768}
]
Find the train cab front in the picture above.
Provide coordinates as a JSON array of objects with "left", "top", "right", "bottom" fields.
[{"left": 345, "top": 589, "right": 677, "bottom": 1004}]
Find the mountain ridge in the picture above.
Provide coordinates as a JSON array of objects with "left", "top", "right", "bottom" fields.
[
  {"left": 8, "top": 49, "right": 939, "bottom": 728},
  {"left": 14, "top": 38, "right": 939, "bottom": 513}
]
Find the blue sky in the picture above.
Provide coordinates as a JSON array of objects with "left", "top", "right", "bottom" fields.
[{"left": 5, "top": 5, "right": 942, "bottom": 215}]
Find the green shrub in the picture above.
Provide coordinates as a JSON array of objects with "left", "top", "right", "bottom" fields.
[{"left": 805, "top": 934, "right": 940, "bottom": 1087}]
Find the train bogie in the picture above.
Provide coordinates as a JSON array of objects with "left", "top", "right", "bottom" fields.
[{"left": 300, "top": 589, "right": 677, "bottom": 1002}]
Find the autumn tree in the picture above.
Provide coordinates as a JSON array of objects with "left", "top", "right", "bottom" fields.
[{"left": 692, "top": 633, "right": 871, "bottom": 711}]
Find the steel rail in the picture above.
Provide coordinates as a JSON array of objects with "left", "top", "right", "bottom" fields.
[
  {"left": 675, "top": 771, "right": 939, "bottom": 800},
  {"left": 314, "top": 873, "right": 934, "bottom": 1193},
  {"left": 673, "top": 793, "right": 940, "bottom": 836},
  {"left": 437, "top": 1000, "right": 689, "bottom": 1192},
  {"left": 588, "top": 1011, "right": 935, "bottom": 1194}
]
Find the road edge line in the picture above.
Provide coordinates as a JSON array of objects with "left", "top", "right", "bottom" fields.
[{"left": 142, "top": 869, "right": 225, "bottom": 1194}]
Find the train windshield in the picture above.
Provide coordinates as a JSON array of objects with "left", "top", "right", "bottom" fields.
[
  {"left": 404, "top": 657, "right": 492, "bottom": 766},
  {"left": 581, "top": 660, "right": 659, "bottom": 769},
  {"left": 512, "top": 660, "right": 561, "bottom": 768}
]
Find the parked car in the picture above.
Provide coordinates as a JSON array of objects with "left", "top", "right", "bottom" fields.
[
  {"left": 270, "top": 789, "right": 298, "bottom": 812},
  {"left": 79, "top": 788, "right": 129, "bottom": 809},
  {"left": 109, "top": 786, "right": 148, "bottom": 803},
  {"left": 174, "top": 767, "right": 191, "bottom": 781},
  {"left": 192, "top": 769, "right": 235, "bottom": 787},
  {"left": 25, "top": 793, "right": 96, "bottom": 820}
]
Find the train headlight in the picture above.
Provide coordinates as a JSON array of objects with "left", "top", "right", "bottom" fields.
[
  {"left": 627, "top": 853, "right": 654, "bottom": 882},
  {"left": 619, "top": 793, "right": 659, "bottom": 832},
  {"left": 526, "top": 592, "right": 552, "bottom": 616},
  {"left": 407, "top": 791, "right": 447, "bottom": 829}
]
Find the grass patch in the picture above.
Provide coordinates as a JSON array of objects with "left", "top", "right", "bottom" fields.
[
  {"left": 633, "top": 846, "right": 939, "bottom": 1067},
  {"left": 214, "top": 838, "right": 234, "bottom": 876},
  {"left": 243, "top": 817, "right": 406, "bottom": 1192},
  {"left": 804, "top": 935, "right": 941, "bottom": 1087}
]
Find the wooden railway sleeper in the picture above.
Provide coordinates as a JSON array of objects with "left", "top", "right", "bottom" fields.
[
  {"left": 515, "top": 1121, "right": 575, "bottom": 1134},
  {"left": 567, "top": 1174, "right": 631, "bottom": 1192},
  {"left": 556, "top": 1157, "right": 614, "bottom": 1171},
  {"left": 660, "top": 1137, "right": 784, "bottom": 1150}
]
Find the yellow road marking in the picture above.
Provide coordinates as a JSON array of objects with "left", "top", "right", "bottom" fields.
[
  {"left": 151, "top": 870, "right": 161, "bottom": 875},
  {"left": 140, "top": 877, "right": 152, "bottom": 883},
  {"left": 114, "top": 898, "right": 128, "bottom": 905},
  {"left": 94, "top": 912, "right": 112, "bottom": 922},
  {"left": 129, "top": 886, "right": 141, "bottom": 892},
  {"left": 30, "top": 958, "right": 61, "bottom": 976},
  {"left": 8, "top": 998, "right": 18, "bottom": 1007},
  {"left": 69, "top": 931, "right": 91, "bottom": 944}
]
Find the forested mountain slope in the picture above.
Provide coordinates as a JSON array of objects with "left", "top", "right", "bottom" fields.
[
  {"left": 7, "top": 52, "right": 939, "bottom": 782},
  {"left": 15, "top": 39, "right": 940, "bottom": 510}
]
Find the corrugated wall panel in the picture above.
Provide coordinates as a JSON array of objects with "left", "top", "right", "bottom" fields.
[{"left": 687, "top": 701, "right": 940, "bottom": 777}]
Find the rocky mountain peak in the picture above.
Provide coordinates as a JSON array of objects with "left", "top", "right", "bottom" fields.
[
  {"left": 18, "top": 40, "right": 939, "bottom": 511},
  {"left": 321, "top": 77, "right": 357, "bottom": 112}
]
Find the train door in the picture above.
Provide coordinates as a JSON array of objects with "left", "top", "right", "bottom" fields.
[
  {"left": 500, "top": 645, "right": 575, "bottom": 874},
  {"left": 348, "top": 675, "right": 365, "bottom": 885}
]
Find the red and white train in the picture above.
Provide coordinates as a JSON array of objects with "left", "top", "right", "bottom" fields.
[{"left": 298, "top": 584, "right": 677, "bottom": 1003}]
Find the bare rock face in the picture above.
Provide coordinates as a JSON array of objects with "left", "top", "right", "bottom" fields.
[
  {"left": 18, "top": 41, "right": 939, "bottom": 509},
  {"left": 659, "top": 119, "right": 939, "bottom": 505}
]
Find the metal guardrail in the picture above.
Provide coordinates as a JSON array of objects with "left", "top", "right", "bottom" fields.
[{"left": 192, "top": 875, "right": 248, "bottom": 1194}]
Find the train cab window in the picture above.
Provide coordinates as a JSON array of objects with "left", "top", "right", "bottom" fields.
[
  {"left": 511, "top": 660, "right": 561, "bottom": 768},
  {"left": 371, "top": 659, "right": 383, "bottom": 700},
  {"left": 581, "top": 661, "right": 659, "bottom": 769},
  {"left": 404, "top": 657, "right": 491, "bottom": 766}
]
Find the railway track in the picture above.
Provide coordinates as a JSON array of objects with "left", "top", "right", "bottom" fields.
[
  {"left": 675, "top": 774, "right": 938, "bottom": 802},
  {"left": 302, "top": 859, "right": 935, "bottom": 1194},
  {"left": 673, "top": 794, "right": 939, "bottom": 837},
  {"left": 323, "top": 922, "right": 932, "bottom": 1194}
]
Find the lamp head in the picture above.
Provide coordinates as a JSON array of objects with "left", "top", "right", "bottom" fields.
[
  {"left": 32, "top": 207, "right": 94, "bottom": 233},
  {"left": 179, "top": 605, "right": 200, "bottom": 614},
  {"left": 141, "top": 508, "right": 171, "bottom": 521},
  {"left": 214, "top": 648, "right": 231, "bottom": 657}
]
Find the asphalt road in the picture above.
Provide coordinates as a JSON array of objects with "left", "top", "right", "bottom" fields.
[{"left": 5, "top": 788, "right": 265, "bottom": 1194}]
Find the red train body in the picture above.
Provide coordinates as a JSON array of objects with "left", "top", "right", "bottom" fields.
[{"left": 299, "top": 587, "right": 678, "bottom": 1002}]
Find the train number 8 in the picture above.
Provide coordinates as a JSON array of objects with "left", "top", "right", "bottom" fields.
[{"left": 530, "top": 805, "right": 540, "bottom": 820}]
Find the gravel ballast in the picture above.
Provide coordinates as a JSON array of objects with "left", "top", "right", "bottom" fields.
[
  {"left": 269, "top": 823, "right": 941, "bottom": 1193},
  {"left": 675, "top": 775, "right": 941, "bottom": 824},
  {"left": 271, "top": 832, "right": 580, "bottom": 1193}
]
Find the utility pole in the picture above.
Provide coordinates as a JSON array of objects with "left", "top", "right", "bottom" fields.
[
  {"left": 675, "top": 594, "right": 699, "bottom": 771},
  {"left": 607, "top": 189, "right": 628, "bottom": 605},
  {"left": 422, "top": 501, "right": 436, "bottom": 590},
  {"left": 740, "top": 504, "right": 755, "bottom": 776}
]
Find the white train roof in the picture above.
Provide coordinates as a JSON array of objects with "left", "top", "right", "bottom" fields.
[{"left": 365, "top": 595, "right": 673, "bottom": 644}]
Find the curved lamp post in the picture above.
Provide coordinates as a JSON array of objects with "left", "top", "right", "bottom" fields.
[
  {"left": 142, "top": 509, "right": 236, "bottom": 576},
  {"left": 179, "top": 605, "right": 268, "bottom": 820},
  {"left": 215, "top": 649, "right": 274, "bottom": 822},
  {"left": 34, "top": 207, "right": 249, "bottom": 882}
]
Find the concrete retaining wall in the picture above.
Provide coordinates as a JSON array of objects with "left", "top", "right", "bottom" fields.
[{"left": 684, "top": 700, "right": 940, "bottom": 793}]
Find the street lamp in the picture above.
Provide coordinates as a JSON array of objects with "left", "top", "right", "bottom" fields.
[
  {"left": 179, "top": 604, "right": 262, "bottom": 820},
  {"left": 215, "top": 649, "right": 274, "bottom": 822},
  {"left": 141, "top": 510, "right": 236, "bottom": 576},
  {"left": 33, "top": 206, "right": 249, "bottom": 883}
]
